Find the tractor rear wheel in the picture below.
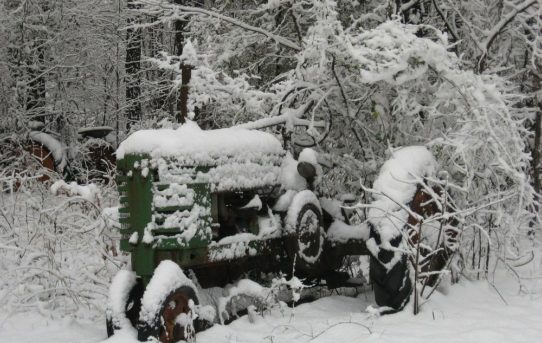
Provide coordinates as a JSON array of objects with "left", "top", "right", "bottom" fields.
[
  {"left": 369, "top": 231, "right": 412, "bottom": 313},
  {"left": 285, "top": 193, "right": 324, "bottom": 274},
  {"left": 370, "top": 254, "right": 411, "bottom": 313}
]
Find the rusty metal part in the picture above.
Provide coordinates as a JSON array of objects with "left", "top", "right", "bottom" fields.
[
  {"left": 158, "top": 286, "right": 198, "bottom": 343},
  {"left": 7, "top": 142, "right": 56, "bottom": 190},
  {"left": 407, "top": 184, "right": 459, "bottom": 286},
  {"left": 26, "top": 143, "right": 56, "bottom": 180}
]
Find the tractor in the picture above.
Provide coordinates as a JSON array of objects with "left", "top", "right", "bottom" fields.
[{"left": 106, "top": 121, "right": 416, "bottom": 342}]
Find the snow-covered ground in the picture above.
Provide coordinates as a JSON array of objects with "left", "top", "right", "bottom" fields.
[{"left": 2, "top": 273, "right": 540, "bottom": 343}]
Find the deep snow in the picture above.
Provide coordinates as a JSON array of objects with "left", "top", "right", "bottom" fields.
[{"left": 1, "top": 273, "right": 540, "bottom": 343}]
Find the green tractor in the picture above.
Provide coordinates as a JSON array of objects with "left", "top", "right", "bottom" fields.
[{"left": 106, "top": 121, "right": 413, "bottom": 343}]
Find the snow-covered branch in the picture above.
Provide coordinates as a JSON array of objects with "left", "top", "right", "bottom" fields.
[
  {"left": 478, "top": 0, "right": 538, "bottom": 71},
  {"left": 135, "top": 0, "right": 302, "bottom": 51}
]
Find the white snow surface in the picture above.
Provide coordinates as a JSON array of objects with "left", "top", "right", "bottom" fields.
[
  {"left": 208, "top": 240, "right": 258, "bottom": 261},
  {"left": 273, "top": 189, "right": 297, "bottom": 212},
  {"left": 202, "top": 162, "right": 280, "bottom": 192},
  {"left": 107, "top": 270, "right": 137, "bottom": 332},
  {"left": 371, "top": 146, "right": 437, "bottom": 208},
  {"left": 51, "top": 180, "right": 102, "bottom": 205},
  {"left": 327, "top": 221, "right": 370, "bottom": 243},
  {"left": 153, "top": 183, "right": 195, "bottom": 208},
  {"left": 2, "top": 273, "right": 541, "bottom": 343},
  {"left": 298, "top": 148, "right": 318, "bottom": 165},
  {"left": 319, "top": 197, "right": 345, "bottom": 220},
  {"left": 154, "top": 204, "right": 211, "bottom": 244},
  {"left": 154, "top": 155, "right": 282, "bottom": 192},
  {"left": 116, "top": 120, "right": 283, "bottom": 161},
  {"left": 241, "top": 194, "right": 262, "bottom": 210},
  {"left": 280, "top": 153, "right": 308, "bottom": 191},
  {"left": 298, "top": 148, "right": 322, "bottom": 184}
]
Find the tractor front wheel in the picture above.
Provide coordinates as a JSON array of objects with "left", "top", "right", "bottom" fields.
[
  {"left": 137, "top": 260, "right": 201, "bottom": 343},
  {"left": 158, "top": 286, "right": 199, "bottom": 343},
  {"left": 106, "top": 270, "right": 144, "bottom": 337}
]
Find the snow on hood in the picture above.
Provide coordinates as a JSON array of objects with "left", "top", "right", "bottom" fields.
[{"left": 116, "top": 120, "right": 283, "bottom": 160}]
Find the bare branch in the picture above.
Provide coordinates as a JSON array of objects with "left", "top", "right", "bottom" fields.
[
  {"left": 400, "top": 0, "right": 421, "bottom": 13},
  {"left": 431, "top": 0, "right": 459, "bottom": 42},
  {"left": 478, "top": 0, "right": 538, "bottom": 72},
  {"left": 136, "top": 0, "right": 302, "bottom": 52}
]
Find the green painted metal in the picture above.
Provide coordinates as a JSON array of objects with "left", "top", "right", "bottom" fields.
[
  {"left": 117, "top": 154, "right": 155, "bottom": 284},
  {"left": 151, "top": 182, "right": 213, "bottom": 250},
  {"left": 117, "top": 155, "right": 217, "bottom": 285},
  {"left": 152, "top": 236, "right": 291, "bottom": 269}
]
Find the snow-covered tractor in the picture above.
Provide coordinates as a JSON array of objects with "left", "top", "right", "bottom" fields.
[{"left": 106, "top": 122, "right": 422, "bottom": 342}]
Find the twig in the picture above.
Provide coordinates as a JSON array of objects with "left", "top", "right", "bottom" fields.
[
  {"left": 477, "top": 0, "right": 537, "bottom": 72},
  {"left": 487, "top": 281, "right": 508, "bottom": 305},
  {"left": 413, "top": 220, "right": 423, "bottom": 315},
  {"left": 309, "top": 321, "right": 372, "bottom": 340},
  {"left": 431, "top": 0, "right": 459, "bottom": 42}
]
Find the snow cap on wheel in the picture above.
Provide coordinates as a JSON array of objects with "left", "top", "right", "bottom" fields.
[
  {"left": 139, "top": 260, "right": 197, "bottom": 325},
  {"left": 285, "top": 190, "right": 321, "bottom": 232},
  {"left": 108, "top": 269, "right": 137, "bottom": 331}
]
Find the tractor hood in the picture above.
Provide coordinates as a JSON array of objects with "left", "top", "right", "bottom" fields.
[{"left": 116, "top": 120, "right": 283, "bottom": 162}]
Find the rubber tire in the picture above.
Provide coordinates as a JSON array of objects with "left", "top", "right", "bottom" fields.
[
  {"left": 106, "top": 315, "right": 114, "bottom": 338},
  {"left": 369, "top": 227, "right": 412, "bottom": 313},
  {"left": 106, "top": 277, "right": 144, "bottom": 337},
  {"left": 137, "top": 286, "right": 199, "bottom": 343},
  {"left": 287, "top": 202, "right": 323, "bottom": 274}
]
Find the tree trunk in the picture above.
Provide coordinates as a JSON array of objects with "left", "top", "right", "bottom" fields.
[
  {"left": 533, "top": 109, "right": 541, "bottom": 196},
  {"left": 125, "top": 0, "right": 142, "bottom": 127},
  {"left": 26, "top": 44, "right": 46, "bottom": 121},
  {"left": 530, "top": 70, "right": 541, "bottom": 232},
  {"left": 21, "top": 1, "right": 48, "bottom": 124},
  {"left": 149, "top": 23, "right": 168, "bottom": 111},
  {"left": 173, "top": 0, "right": 203, "bottom": 123},
  {"left": 173, "top": 1, "right": 189, "bottom": 124}
]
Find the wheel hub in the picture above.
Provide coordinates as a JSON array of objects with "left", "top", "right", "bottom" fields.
[{"left": 160, "top": 290, "right": 195, "bottom": 343}]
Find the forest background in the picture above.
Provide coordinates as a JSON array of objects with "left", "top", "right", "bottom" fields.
[{"left": 0, "top": 0, "right": 541, "bottom": 328}]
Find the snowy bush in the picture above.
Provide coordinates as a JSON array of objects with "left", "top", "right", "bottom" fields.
[{"left": 0, "top": 180, "right": 123, "bottom": 320}]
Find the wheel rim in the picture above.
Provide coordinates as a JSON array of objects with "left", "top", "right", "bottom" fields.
[
  {"left": 159, "top": 289, "right": 195, "bottom": 343},
  {"left": 297, "top": 207, "right": 321, "bottom": 263}
]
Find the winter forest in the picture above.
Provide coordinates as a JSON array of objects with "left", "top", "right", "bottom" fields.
[{"left": 1, "top": 0, "right": 542, "bottom": 342}]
